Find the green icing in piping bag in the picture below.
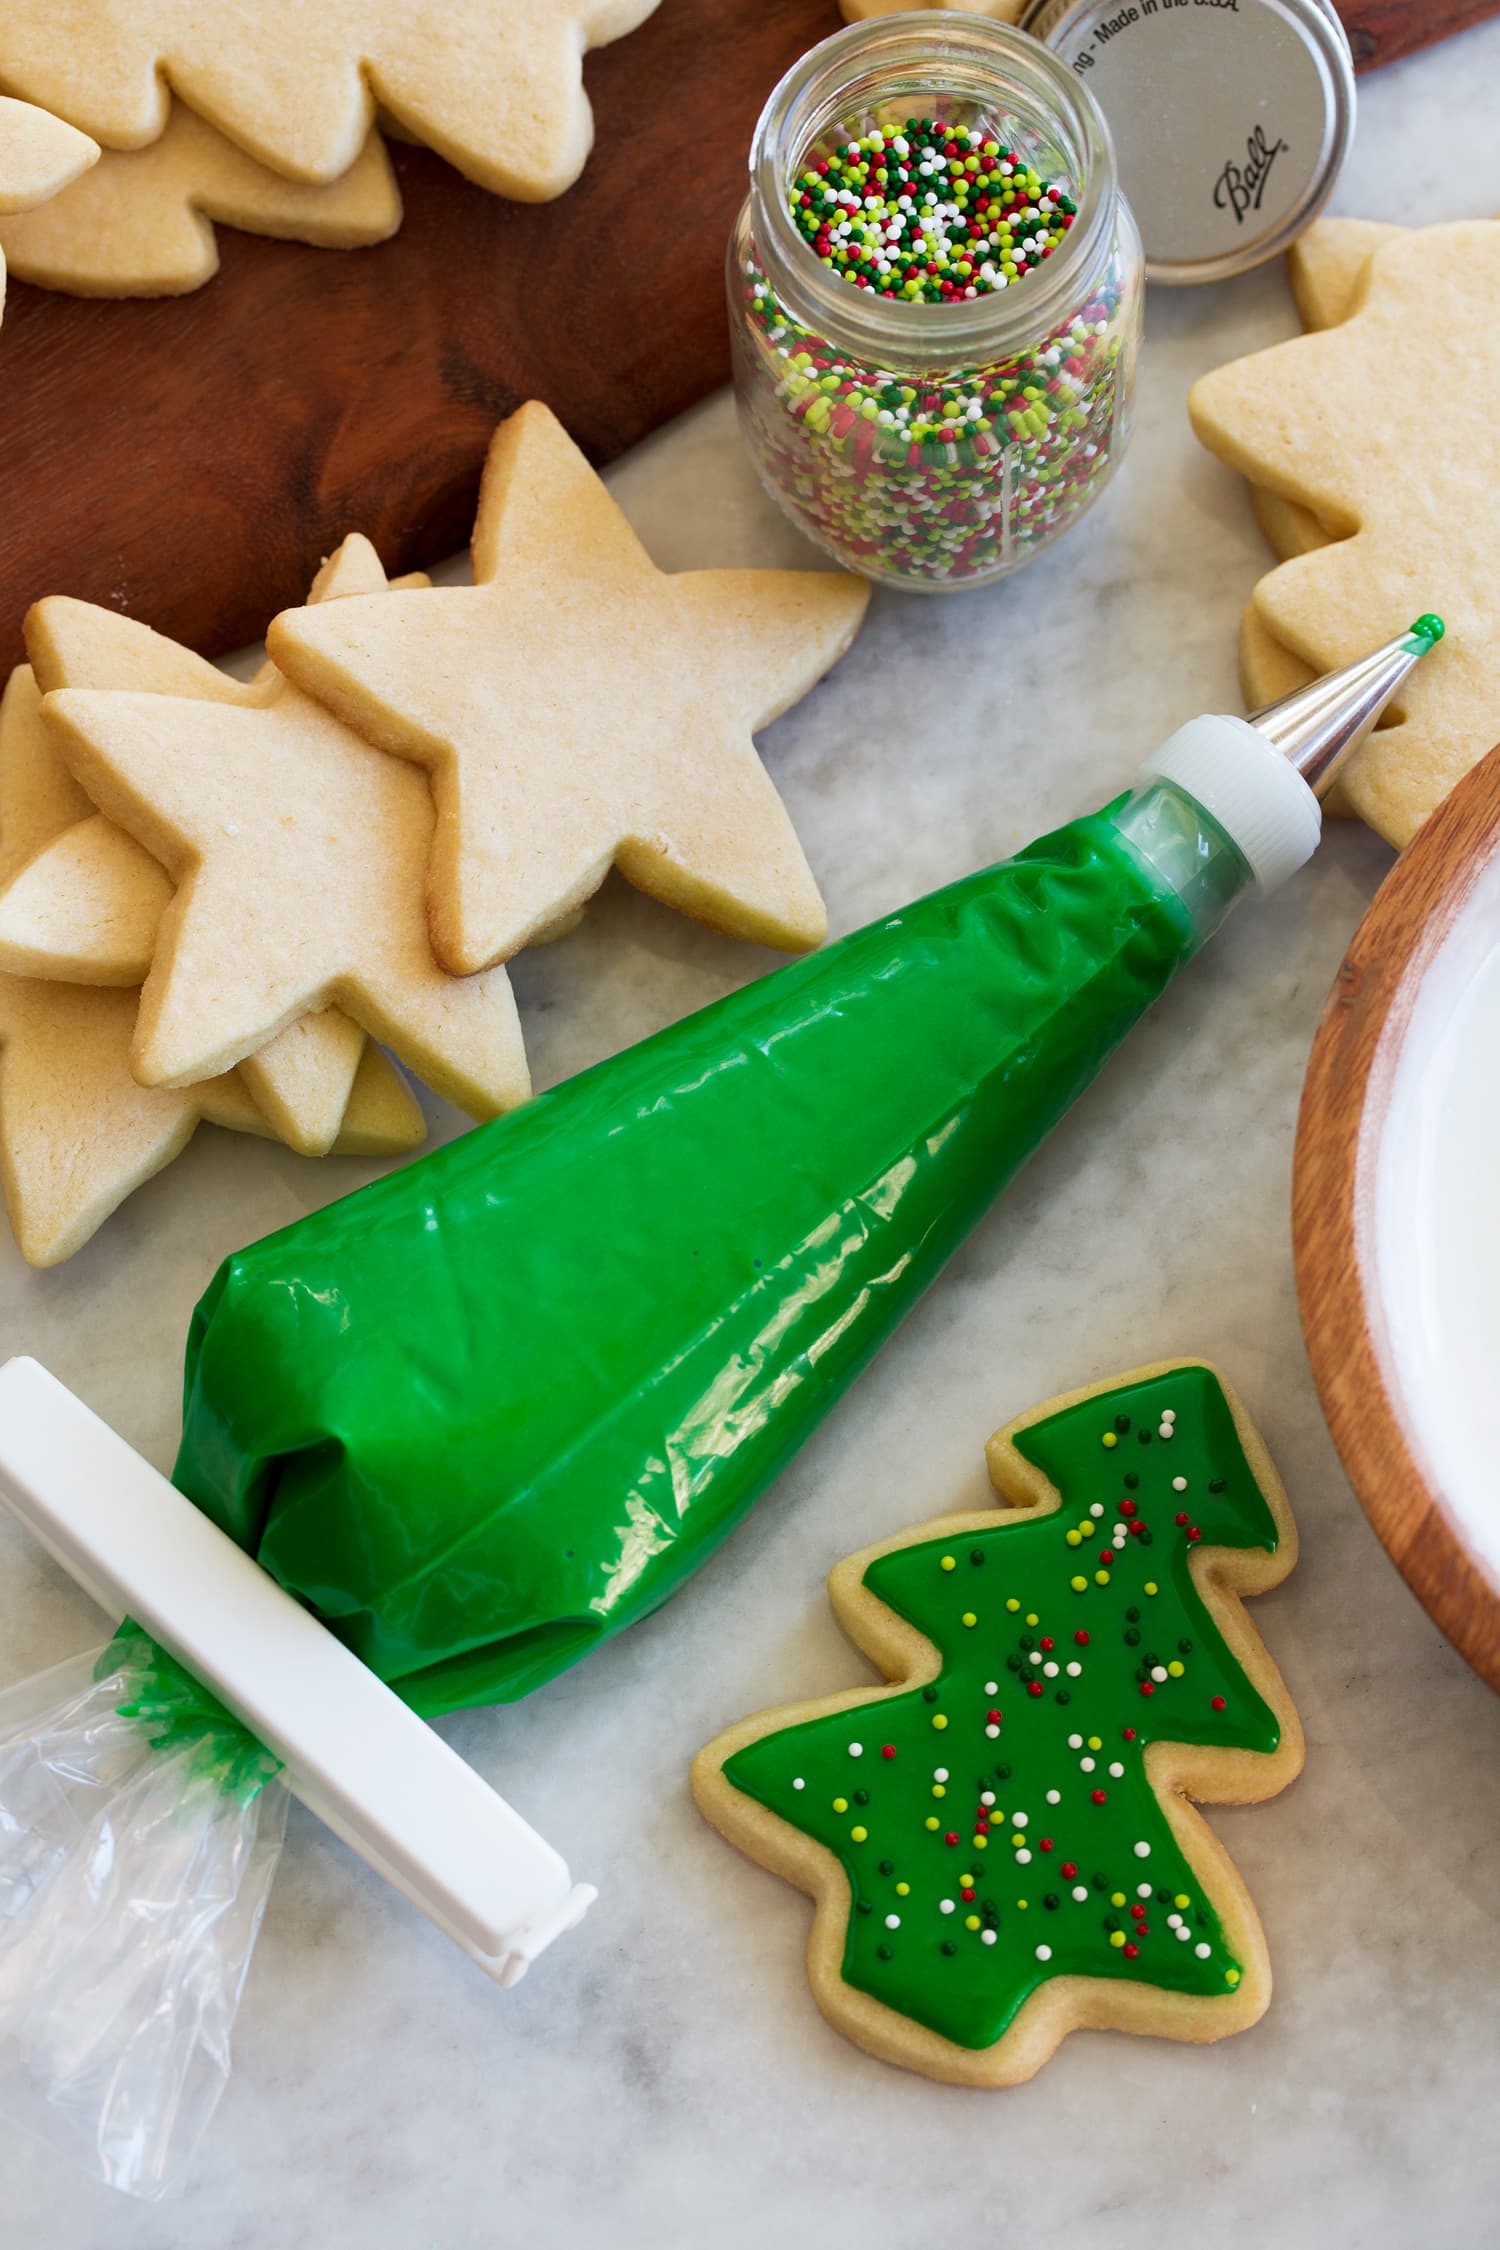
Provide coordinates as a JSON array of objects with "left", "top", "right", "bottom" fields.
[{"left": 168, "top": 622, "right": 1439, "bottom": 1717}]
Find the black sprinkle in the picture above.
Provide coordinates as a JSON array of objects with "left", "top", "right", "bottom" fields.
[
  {"left": 994, "top": 1762, "right": 1012, "bottom": 1780},
  {"left": 1055, "top": 1690, "right": 1071, "bottom": 1705},
  {"left": 857, "top": 1900, "right": 873, "bottom": 1916},
  {"left": 854, "top": 1788, "right": 870, "bottom": 1806},
  {"left": 969, "top": 1548, "right": 985, "bottom": 1566},
  {"left": 1139, "top": 1527, "right": 1154, "bottom": 1547},
  {"left": 1124, "top": 1629, "right": 1141, "bottom": 1647},
  {"left": 1044, "top": 1893, "right": 1061, "bottom": 1911},
  {"left": 1208, "top": 1478, "right": 1227, "bottom": 1494},
  {"left": 1006, "top": 1654, "right": 1022, "bottom": 1674},
  {"left": 922, "top": 1686, "right": 939, "bottom": 1704},
  {"left": 1114, "top": 1414, "right": 1131, "bottom": 1433},
  {"left": 941, "top": 1940, "right": 957, "bottom": 1957},
  {"left": 879, "top": 1859, "right": 895, "bottom": 1877},
  {"left": 1092, "top": 1873, "right": 1109, "bottom": 1891},
  {"left": 877, "top": 1944, "right": 893, "bottom": 1961},
  {"left": 1126, "top": 1606, "right": 1141, "bottom": 1623},
  {"left": 1019, "top": 1634, "right": 1035, "bottom": 1651},
  {"left": 1178, "top": 1638, "right": 1194, "bottom": 1655},
  {"left": 1138, "top": 1429, "right": 1153, "bottom": 1445},
  {"left": 1156, "top": 1887, "right": 1172, "bottom": 1904},
  {"left": 1124, "top": 1473, "right": 1140, "bottom": 1491}
]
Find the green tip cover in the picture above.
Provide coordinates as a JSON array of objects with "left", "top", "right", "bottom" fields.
[{"left": 1408, "top": 613, "right": 1445, "bottom": 647}]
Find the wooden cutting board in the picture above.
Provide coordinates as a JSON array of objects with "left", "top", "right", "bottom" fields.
[{"left": 0, "top": 0, "right": 1488, "bottom": 670}]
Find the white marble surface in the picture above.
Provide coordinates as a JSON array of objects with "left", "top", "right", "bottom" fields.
[{"left": 5, "top": 22, "right": 1500, "bottom": 2244}]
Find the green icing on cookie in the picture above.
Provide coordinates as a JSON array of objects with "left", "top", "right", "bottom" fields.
[{"left": 722, "top": 1365, "right": 1281, "bottom": 2053}]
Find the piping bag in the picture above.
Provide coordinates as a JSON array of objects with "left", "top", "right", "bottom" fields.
[{"left": 0, "top": 619, "right": 1438, "bottom": 2193}]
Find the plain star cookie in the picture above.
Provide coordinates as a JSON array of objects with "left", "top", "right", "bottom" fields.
[
  {"left": 42, "top": 549, "right": 531, "bottom": 1117},
  {"left": 1191, "top": 221, "right": 1500, "bottom": 850},
  {"left": 693, "top": 1362, "right": 1302, "bottom": 2086},
  {"left": 0, "top": 95, "right": 97, "bottom": 321},
  {"left": 0, "top": 103, "right": 399, "bottom": 298},
  {"left": 15, "top": 538, "right": 433, "bottom": 1154},
  {"left": 268, "top": 402, "right": 869, "bottom": 974},
  {"left": 0, "top": 0, "right": 660, "bottom": 199}
]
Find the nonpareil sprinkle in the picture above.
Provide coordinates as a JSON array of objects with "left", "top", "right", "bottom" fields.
[{"left": 790, "top": 121, "right": 1076, "bottom": 302}]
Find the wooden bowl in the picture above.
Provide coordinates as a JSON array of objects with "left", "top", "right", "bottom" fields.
[{"left": 1295, "top": 737, "right": 1500, "bottom": 1692}]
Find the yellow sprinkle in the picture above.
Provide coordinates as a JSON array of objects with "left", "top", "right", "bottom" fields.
[
  {"left": 1225, "top": 1967, "right": 1240, "bottom": 1986},
  {"left": 1066, "top": 1530, "right": 1081, "bottom": 1548},
  {"left": 940, "top": 1555, "right": 956, "bottom": 1572},
  {"left": 931, "top": 1714, "right": 948, "bottom": 1732},
  {"left": 1101, "top": 1432, "right": 1118, "bottom": 1449},
  {"left": 1168, "top": 1660, "right": 1185, "bottom": 1678},
  {"left": 1016, "top": 1898, "right": 1028, "bottom": 1910},
  {"left": 1145, "top": 1581, "right": 1159, "bottom": 1596},
  {"left": 1070, "top": 1576, "right": 1088, "bottom": 1593},
  {"left": 931, "top": 1785, "right": 946, "bottom": 1799},
  {"left": 1109, "top": 1930, "right": 1126, "bottom": 1948},
  {"left": 1088, "top": 1737, "right": 1102, "bottom": 1751},
  {"left": 1026, "top": 1613, "right": 1039, "bottom": 1628},
  {"left": 925, "top": 1817, "right": 940, "bottom": 1831},
  {"left": 1006, "top": 1597, "right": 1020, "bottom": 1613},
  {"left": 833, "top": 1797, "right": 848, "bottom": 1813},
  {"left": 973, "top": 1835, "right": 988, "bottom": 1851},
  {"left": 962, "top": 1612, "right": 977, "bottom": 1628},
  {"left": 1094, "top": 1571, "right": 1110, "bottom": 1586},
  {"left": 1111, "top": 1891, "right": 1126, "bottom": 1908},
  {"left": 1174, "top": 1894, "right": 1190, "bottom": 1909},
  {"left": 896, "top": 1882, "right": 910, "bottom": 1897},
  {"left": 1081, "top": 1522, "right": 1095, "bottom": 1539},
  {"left": 965, "top": 1915, "right": 981, "bottom": 1932}
]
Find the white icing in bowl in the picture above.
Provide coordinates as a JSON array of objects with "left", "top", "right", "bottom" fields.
[{"left": 1377, "top": 852, "right": 1500, "bottom": 1593}]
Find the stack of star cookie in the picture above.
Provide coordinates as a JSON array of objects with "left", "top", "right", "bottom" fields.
[
  {"left": 0, "top": 0, "right": 658, "bottom": 299},
  {"left": 1190, "top": 215, "right": 1500, "bottom": 851},
  {"left": 0, "top": 403, "right": 868, "bottom": 1263}
]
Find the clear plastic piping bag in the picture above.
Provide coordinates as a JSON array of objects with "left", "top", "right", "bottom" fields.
[{"left": 0, "top": 1635, "right": 286, "bottom": 2199}]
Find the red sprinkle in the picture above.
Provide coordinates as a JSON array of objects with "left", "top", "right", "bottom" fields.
[
  {"left": 1026, "top": 1681, "right": 1044, "bottom": 1698},
  {"left": 1139, "top": 1683, "right": 1155, "bottom": 1698},
  {"left": 1039, "top": 1838, "right": 1054, "bottom": 1853},
  {"left": 1074, "top": 1631, "right": 1090, "bottom": 1646},
  {"left": 1211, "top": 1695, "right": 1227, "bottom": 1711},
  {"left": 1060, "top": 1861, "right": 1078, "bottom": 1879},
  {"left": 1091, "top": 1789, "right": 1107, "bottom": 1805},
  {"left": 1123, "top": 1941, "right": 1140, "bottom": 1959},
  {"left": 1174, "top": 1512, "right": 1189, "bottom": 1526},
  {"left": 1122, "top": 1727, "right": 1137, "bottom": 1741},
  {"left": 881, "top": 1745, "right": 895, "bottom": 1760},
  {"left": 945, "top": 1832, "right": 959, "bottom": 1846},
  {"left": 1039, "top": 1637, "right": 1055, "bottom": 1652}
]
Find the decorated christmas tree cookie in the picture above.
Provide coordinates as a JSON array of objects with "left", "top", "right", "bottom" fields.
[{"left": 693, "top": 1361, "right": 1303, "bottom": 2085}]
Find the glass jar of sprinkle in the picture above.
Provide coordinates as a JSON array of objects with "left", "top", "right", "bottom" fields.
[{"left": 730, "top": 15, "right": 1143, "bottom": 592}]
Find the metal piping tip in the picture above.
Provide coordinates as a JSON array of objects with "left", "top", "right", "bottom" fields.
[{"left": 1249, "top": 616, "right": 1445, "bottom": 798}]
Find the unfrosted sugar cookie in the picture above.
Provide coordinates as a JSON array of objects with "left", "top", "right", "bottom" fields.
[
  {"left": 0, "top": 95, "right": 97, "bottom": 321},
  {"left": 1191, "top": 221, "right": 1500, "bottom": 850},
  {"left": 267, "top": 401, "right": 868, "bottom": 975},
  {"left": 693, "top": 1362, "right": 1302, "bottom": 2085},
  {"left": 0, "top": 102, "right": 400, "bottom": 298},
  {"left": 0, "top": 0, "right": 660, "bottom": 200}
]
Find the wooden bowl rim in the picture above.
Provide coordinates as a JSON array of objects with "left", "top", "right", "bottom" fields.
[{"left": 1294, "top": 739, "right": 1500, "bottom": 1693}]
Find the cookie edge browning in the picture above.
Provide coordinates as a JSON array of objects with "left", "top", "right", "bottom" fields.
[{"left": 691, "top": 1357, "right": 1303, "bottom": 2086}]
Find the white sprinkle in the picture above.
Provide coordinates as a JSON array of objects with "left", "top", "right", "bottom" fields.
[
  {"left": 1043, "top": 1662, "right": 1059, "bottom": 1678},
  {"left": 982, "top": 1929, "right": 998, "bottom": 1946},
  {"left": 1158, "top": 1422, "right": 1173, "bottom": 1440},
  {"left": 1151, "top": 1667, "right": 1168, "bottom": 1684},
  {"left": 792, "top": 1778, "right": 805, "bottom": 1790},
  {"left": 1109, "top": 1762, "right": 1125, "bottom": 1778},
  {"left": 1046, "top": 1789, "right": 1061, "bottom": 1805},
  {"left": 1195, "top": 1941, "right": 1211, "bottom": 1958},
  {"left": 1080, "top": 1757, "right": 1095, "bottom": 1773},
  {"left": 1162, "top": 1408, "right": 1176, "bottom": 1424},
  {"left": 1172, "top": 1476, "right": 1187, "bottom": 1493},
  {"left": 984, "top": 1681, "right": 998, "bottom": 1696},
  {"left": 940, "top": 1899, "right": 955, "bottom": 1915},
  {"left": 1066, "top": 1662, "right": 1082, "bottom": 1677},
  {"left": 1068, "top": 1733, "right": 1083, "bottom": 1750},
  {"left": 1134, "top": 1841, "right": 1152, "bottom": 1859},
  {"left": 1177, "top": 1925, "right": 1192, "bottom": 1941},
  {"left": 981, "top": 1790, "right": 996, "bottom": 1807},
  {"left": 985, "top": 1724, "right": 1000, "bottom": 1739},
  {"left": 1016, "top": 1848, "right": 1032, "bottom": 1865},
  {"left": 1012, "top": 1812, "right": 1028, "bottom": 1828},
  {"left": 223, "top": 822, "right": 240, "bottom": 837},
  {"left": 1035, "top": 1944, "right": 1052, "bottom": 1962},
  {"left": 1167, "top": 1914, "right": 1182, "bottom": 1929},
  {"left": 1072, "top": 1885, "right": 1089, "bottom": 1902},
  {"left": 934, "top": 1767, "right": 949, "bottom": 1782},
  {"left": 1089, "top": 1503, "right": 1104, "bottom": 1519},
  {"left": 1137, "top": 1882, "right": 1153, "bottom": 1898},
  {"left": 885, "top": 1914, "right": 901, "bottom": 1930},
  {"left": 848, "top": 1742, "right": 863, "bottom": 1757}
]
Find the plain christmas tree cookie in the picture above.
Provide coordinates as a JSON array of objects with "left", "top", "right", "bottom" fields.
[
  {"left": 1191, "top": 221, "right": 1500, "bottom": 850},
  {"left": 694, "top": 1361, "right": 1302, "bottom": 2085},
  {"left": 0, "top": 0, "right": 659, "bottom": 200},
  {"left": 268, "top": 401, "right": 869, "bottom": 975},
  {"left": 0, "top": 102, "right": 400, "bottom": 298},
  {"left": 0, "top": 95, "right": 97, "bottom": 321}
]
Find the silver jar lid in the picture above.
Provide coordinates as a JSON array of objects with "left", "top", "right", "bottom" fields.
[{"left": 1020, "top": 0, "right": 1355, "bottom": 283}]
